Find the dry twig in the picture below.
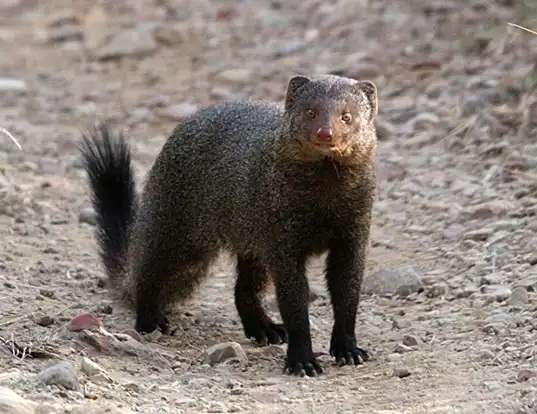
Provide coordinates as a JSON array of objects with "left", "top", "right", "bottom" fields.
[
  {"left": 0, "top": 127, "right": 23, "bottom": 150},
  {"left": 508, "top": 23, "right": 537, "bottom": 36}
]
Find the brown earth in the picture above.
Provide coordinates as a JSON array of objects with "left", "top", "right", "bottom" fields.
[{"left": 1, "top": 0, "right": 537, "bottom": 413}]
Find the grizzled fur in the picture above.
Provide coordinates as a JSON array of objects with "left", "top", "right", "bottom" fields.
[{"left": 81, "top": 75, "right": 378, "bottom": 377}]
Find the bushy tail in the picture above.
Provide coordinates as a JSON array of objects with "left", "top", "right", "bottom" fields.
[{"left": 80, "top": 124, "right": 137, "bottom": 287}]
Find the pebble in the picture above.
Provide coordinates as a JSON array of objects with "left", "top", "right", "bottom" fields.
[
  {"left": 481, "top": 285, "right": 512, "bottom": 303},
  {"left": 464, "top": 228, "right": 492, "bottom": 241},
  {"left": 528, "top": 252, "right": 537, "bottom": 266},
  {"left": 154, "top": 23, "right": 189, "bottom": 45},
  {"left": 81, "top": 357, "right": 110, "bottom": 380},
  {"left": 510, "top": 286, "right": 528, "bottom": 307},
  {"left": 48, "top": 25, "right": 83, "bottom": 43},
  {"left": 517, "top": 369, "right": 537, "bottom": 382},
  {"left": 37, "top": 361, "right": 81, "bottom": 391},
  {"left": 158, "top": 103, "right": 199, "bottom": 121},
  {"left": 36, "top": 315, "right": 54, "bottom": 327},
  {"left": 426, "top": 283, "right": 448, "bottom": 298},
  {"left": 203, "top": 342, "right": 247, "bottom": 366},
  {"left": 362, "top": 265, "right": 423, "bottom": 297},
  {"left": 216, "top": 69, "right": 253, "bottom": 84},
  {"left": 411, "top": 112, "right": 440, "bottom": 129},
  {"left": 394, "top": 343, "right": 414, "bottom": 353},
  {"left": 0, "top": 79, "right": 27, "bottom": 93},
  {"left": 393, "top": 368, "right": 411, "bottom": 378},
  {"left": 79, "top": 207, "right": 97, "bottom": 225},
  {"left": 0, "top": 387, "right": 37, "bottom": 414},
  {"left": 68, "top": 313, "right": 102, "bottom": 331},
  {"left": 94, "top": 28, "right": 157, "bottom": 60},
  {"left": 464, "top": 200, "right": 513, "bottom": 220},
  {"left": 402, "top": 335, "right": 419, "bottom": 347},
  {"left": 39, "top": 289, "right": 55, "bottom": 299}
]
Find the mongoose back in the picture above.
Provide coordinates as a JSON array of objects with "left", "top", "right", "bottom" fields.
[{"left": 81, "top": 74, "right": 378, "bottom": 377}]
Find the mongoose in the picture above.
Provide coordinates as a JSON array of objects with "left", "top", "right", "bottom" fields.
[{"left": 81, "top": 74, "right": 378, "bottom": 377}]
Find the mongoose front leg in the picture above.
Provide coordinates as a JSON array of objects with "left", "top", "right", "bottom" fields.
[
  {"left": 235, "top": 255, "right": 287, "bottom": 345},
  {"left": 273, "top": 258, "right": 322, "bottom": 377},
  {"left": 326, "top": 236, "right": 369, "bottom": 366}
]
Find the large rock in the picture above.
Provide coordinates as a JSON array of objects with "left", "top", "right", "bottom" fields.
[
  {"left": 0, "top": 387, "right": 37, "bottom": 414},
  {"left": 37, "top": 361, "right": 80, "bottom": 391},
  {"left": 363, "top": 266, "right": 423, "bottom": 297},
  {"left": 203, "top": 342, "right": 247, "bottom": 366}
]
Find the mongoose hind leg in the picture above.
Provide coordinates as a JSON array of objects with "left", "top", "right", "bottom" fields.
[
  {"left": 133, "top": 248, "right": 213, "bottom": 335},
  {"left": 235, "top": 255, "right": 287, "bottom": 345}
]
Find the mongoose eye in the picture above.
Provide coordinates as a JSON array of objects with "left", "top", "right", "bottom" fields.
[
  {"left": 341, "top": 112, "right": 353, "bottom": 124},
  {"left": 306, "top": 109, "right": 316, "bottom": 119}
]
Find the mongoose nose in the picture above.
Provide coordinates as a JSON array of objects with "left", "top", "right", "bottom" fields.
[{"left": 316, "top": 127, "right": 333, "bottom": 142}]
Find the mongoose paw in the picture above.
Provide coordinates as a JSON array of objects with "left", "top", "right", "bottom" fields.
[
  {"left": 284, "top": 355, "right": 323, "bottom": 377},
  {"left": 135, "top": 312, "right": 170, "bottom": 335},
  {"left": 330, "top": 333, "right": 370, "bottom": 366},
  {"left": 247, "top": 322, "right": 287, "bottom": 346}
]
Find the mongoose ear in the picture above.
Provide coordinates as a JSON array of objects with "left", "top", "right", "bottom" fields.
[
  {"left": 356, "top": 80, "right": 378, "bottom": 120},
  {"left": 285, "top": 76, "right": 310, "bottom": 110}
]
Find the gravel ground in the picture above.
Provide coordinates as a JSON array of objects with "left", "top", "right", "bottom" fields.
[{"left": 1, "top": 0, "right": 536, "bottom": 413}]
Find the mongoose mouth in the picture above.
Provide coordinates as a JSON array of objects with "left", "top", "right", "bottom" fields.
[{"left": 311, "top": 141, "right": 350, "bottom": 156}]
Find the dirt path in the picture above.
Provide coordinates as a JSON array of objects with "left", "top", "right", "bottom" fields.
[{"left": 1, "top": 1, "right": 536, "bottom": 413}]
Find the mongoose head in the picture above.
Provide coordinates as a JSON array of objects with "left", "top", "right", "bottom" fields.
[{"left": 282, "top": 75, "right": 377, "bottom": 162}]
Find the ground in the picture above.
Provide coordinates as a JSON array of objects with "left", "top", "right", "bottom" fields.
[{"left": 1, "top": 0, "right": 537, "bottom": 413}]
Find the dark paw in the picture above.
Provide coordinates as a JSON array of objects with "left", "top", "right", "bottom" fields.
[
  {"left": 284, "top": 355, "right": 323, "bottom": 377},
  {"left": 330, "top": 333, "right": 369, "bottom": 366},
  {"left": 245, "top": 321, "right": 288, "bottom": 346},
  {"left": 135, "top": 311, "right": 169, "bottom": 335}
]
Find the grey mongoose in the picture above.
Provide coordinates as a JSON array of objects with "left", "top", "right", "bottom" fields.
[{"left": 81, "top": 74, "right": 378, "bottom": 377}]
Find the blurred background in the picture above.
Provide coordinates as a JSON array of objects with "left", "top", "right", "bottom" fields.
[{"left": 1, "top": 1, "right": 537, "bottom": 413}]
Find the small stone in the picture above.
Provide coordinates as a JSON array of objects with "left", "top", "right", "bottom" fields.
[
  {"left": 154, "top": 24, "right": 189, "bottom": 45},
  {"left": 394, "top": 343, "right": 414, "bottom": 353},
  {"left": 216, "top": 69, "right": 253, "bottom": 84},
  {"left": 386, "top": 353, "right": 402, "bottom": 362},
  {"left": 79, "top": 207, "right": 97, "bottom": 225},
  {"left": 158, "top": 103, "right": 199, "bottom": 121},
  {"left": 464, "top": 228, "right": 492, "bottom": 241},
  {"left": 68, "top": 313, "right": 102, "bottom": 332},
  {"left": 48, "top": 25, "right": 83, "bottom": 43},
  {"left": 402, "top": 335, "right": 419, "bottom": 347},
  {"left": 465, "top": 200, "right": 513, "bottom": 220},
  {"left": 411, "top": 112, "right": 440, "bottom": 129},
  {"left": 363, "top": 265, "right": 423, "bottom": 297},
  {"left": 456, "top": 287, "right": 477, "bottom": 298},
  {"left": 96, "top": 304, "right": 113, "bottom": 314},
  {"left": 37, "top": 361, "right": 81, "bottom": 391},
  {"left": 207, "top": 401, "right": 227, "bottom": 413},
  {"left": 81, "top": 357, "right": 109, "bottom": 379},
  {"left": 426, "top": 283, "right": 448, "bottom": 298},
  {"left": 481, "top": 285, "right": 511, "bottom": 302},
  {"left": 36, "top": 315, "right": 55, "bottom": 327},
  {"left": 123, "top": 329, "right": 144, "bottom": 343},
  {"left": 510, "top": 286, "right": 528, "bottom": 307},
  {"left": 0, "top": 79, "right": 27, "bottom": 93},
  {"left": 517, "top": 369, "right": 537, "bottom": 382},
  {"left": 528, "top": 252, "right": 537, "bottom": 266},
  {"left": 393, "top": 368, "right": 411, "bottom": 378},
  {"left": 0, "top": 387, "right": 37, "bottom": 414},
  {"left": 94, "top": 28, "right": 157, "bottom": 61},
  {"left": 203, "top": 342, "right": 247, "bottom": 366},
  {"left": 39, "top": 289, "right": 55, "bottom": 299}
]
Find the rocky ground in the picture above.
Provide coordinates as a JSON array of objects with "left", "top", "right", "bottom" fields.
[{"left": 1, "top": 0, "right": 537, "bottom": 413}]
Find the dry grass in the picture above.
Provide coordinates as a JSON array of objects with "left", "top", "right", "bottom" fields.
[
  {"left": 0, "top": 127, "right": 22, "bottom": 150},
  {"left": 508, "top": 22, "right": 537, "bottom": 36}
]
